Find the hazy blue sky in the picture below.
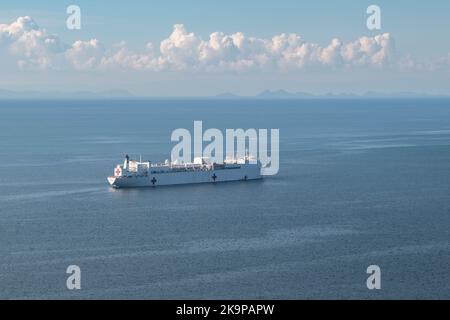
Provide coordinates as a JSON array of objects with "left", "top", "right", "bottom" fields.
[{"left": 1, "top": 1, "right": 449, "bottom": 96}]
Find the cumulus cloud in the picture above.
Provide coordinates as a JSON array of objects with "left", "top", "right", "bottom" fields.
[
  {"left": 0, "top": 16, "right": 439, "bottom": 74},
  {"left": 0, "top": 16, "right": 66, "bottom": 69},
  {"left": 341, "top": 33, "right": 393, "bottom": 67},
  {"left": 396, "top": 51, "right": 450, "bottom": 72},
  {"left": 99, "top": 43, "right": 161, "bottom": 71},
  {"left": 159, "top": 24, "right": 201, "bottom": 70},
  {"left": 65, "top": 39, "right": 104, "bottom": 70}
]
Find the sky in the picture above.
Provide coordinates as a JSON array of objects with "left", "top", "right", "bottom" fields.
[{"left": 0, "top": 0, "right": 449, "bottom": 96}]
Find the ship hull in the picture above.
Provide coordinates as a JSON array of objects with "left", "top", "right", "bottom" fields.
[{"left": 108, "top": 164, "right": 261, "bottom": 188}]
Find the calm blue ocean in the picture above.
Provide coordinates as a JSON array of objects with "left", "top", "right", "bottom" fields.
[{"left": 0, "top": 98, "right": 449, "bottom": 299}]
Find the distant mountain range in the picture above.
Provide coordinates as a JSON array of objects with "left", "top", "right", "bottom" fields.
[
  {"left": 0, "top": 88, "right": 448, "bottom": 99},
  {"left": 214, "top": 90, "right": 314, "bottom": 99},
  {"left": 214, "top": 90, "right": 448, "bottom": 99},
  {"left": 0, "top": 89, "right": 135, "bottom": 99}
]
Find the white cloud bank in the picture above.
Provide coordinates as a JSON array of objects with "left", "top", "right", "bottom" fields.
[{"left": 0, "top": 16, "right": 445, "bottom": 73}]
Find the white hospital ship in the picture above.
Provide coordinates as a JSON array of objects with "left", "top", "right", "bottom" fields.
[{"left": 107, "top": 155, "right": 262, "bottom": 188}]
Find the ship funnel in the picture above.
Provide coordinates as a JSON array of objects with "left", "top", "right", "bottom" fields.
[{"left": 124, "top": 154, "right": 130, "bottom": 169}]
